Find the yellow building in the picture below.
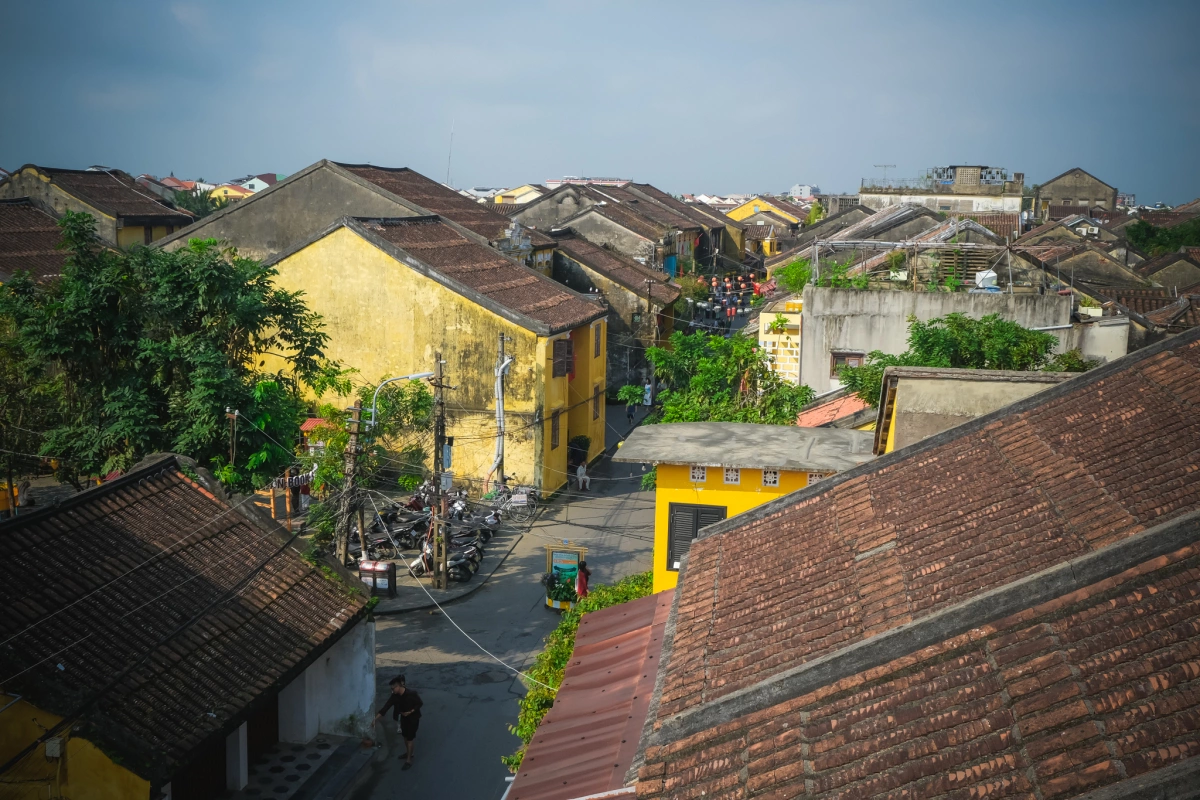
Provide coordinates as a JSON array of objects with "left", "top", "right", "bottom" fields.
[
  {"left": 0, "top": 165, "right": 191, "bottom": 248},
  {"left": 613, "top": 422, "right": 874, "bottom": 592},
  {"left": 211, "top": 183, "right": 255, "bottom": 202},
  {"left": 756, "top": 294, "right": 803, "bottom": 383},
  {"left": 261, "top": 215, "right": 607, "bottom": 492},
  {"left": 726, "top": 195, "right": 807, "bottom": 225},
  {"left": 494, "top": 184, "right": 545, "bottom": 204}
]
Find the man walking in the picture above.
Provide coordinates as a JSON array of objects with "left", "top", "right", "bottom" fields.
[{"left": 374, "top": 675, "right": 423, "bottom": 769}]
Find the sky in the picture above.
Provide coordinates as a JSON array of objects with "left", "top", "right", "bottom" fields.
[{"left": 2, "top": 1, "right": 1198, "bottom": 204}]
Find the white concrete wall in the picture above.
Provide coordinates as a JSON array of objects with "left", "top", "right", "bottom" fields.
[
  {"left": 279, "top": 619, "right": 376, "bottom": 742},
  {"left": 1051, "top": 318, "right": 1129, "bottom": 364},
  {"left": 799, "top": 287, "right": 1072, "bottom": 394}
]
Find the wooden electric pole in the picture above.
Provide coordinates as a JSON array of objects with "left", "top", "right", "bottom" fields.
[
  {"left": 336, "top": 404, "right": 363, "bottom": 565},
  {"left": 431, "top": 354, "right": 448, "bottom": 589}
]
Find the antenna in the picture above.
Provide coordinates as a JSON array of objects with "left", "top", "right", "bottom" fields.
[
  {"left": 874, "top": 164, "right": 896, "bottom": 182},
  {"left": 445, "top": 120, "right": 455, "bottom": 187}
]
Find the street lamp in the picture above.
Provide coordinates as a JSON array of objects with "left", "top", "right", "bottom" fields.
[{"left": 368, "top": 372, "right": 435, "bottom": 430}]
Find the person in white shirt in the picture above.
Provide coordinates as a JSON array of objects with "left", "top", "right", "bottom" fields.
[{"left": 576, "top": 462, "right": 591, "bottom": 491}]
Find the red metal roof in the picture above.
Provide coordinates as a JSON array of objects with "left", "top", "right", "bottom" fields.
[
  {"left": 510, "top": 591, "right": 673, "bottom": 800},
  {"left": 299, "top": 416, "right": 328, "bottom": 433},
  {"left": 795, "top": 392, "right": 870, "bottom": 428}
]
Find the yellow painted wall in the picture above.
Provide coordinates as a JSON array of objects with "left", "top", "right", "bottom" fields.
[
  {"left": 0, "top": 695, "right": 150, "bottom": 800},
  {"left": 651, "top": 462, "right": 809, "bottom": 592},
  {"left": 262, "top": 227, "right": 601, "bottom": 492},
  {"left": 563, "top": 321, "right": 607, "bottom": 487},
  {"left": 727, "top": 198, "right": 802, "bottom": 225},
  {"left": 495, "top": 185, "right": 542, "bottom": 204},
  {"left": 884, "top": 395, "right": 898, "bottom": 453}
]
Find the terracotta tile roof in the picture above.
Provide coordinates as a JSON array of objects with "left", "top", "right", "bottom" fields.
[
  {"left": 1138, "top": 210, "right": 1199, "bottom": 229},
  {"left": 828, "top": 203, "right": 933, "bottom": 242},
  {"left": 31, "top": 166, "right": 191, "bottom": 223},
  {"left": 584, "top": 185, "right": 702, "bottom": 232},
  {"left": 628, "top": 184, "right": 736, "bottom": 229},
  {"left": 958, "top": 211, "right": 1021, "bottom": 239},
  {"left": 0, "top": 198, "right": 67, "bottom": 283},
  {"left": 795, "top": 391, "right": 870, "bottom": 428},
  {"left": 1143, "top": 294, "right": 1200, "bottom": 331},
  {"left": 743, "top": 224, "right": 777, "bottom": 241},
  {"left": 763, "top": 196, "right": 809, "bottom": 220},
  {"left": 1173, "top": 198, "right": 1200, "bottom": 214},
  {"left": 564, "top": 199, "right": 667, "bottom": 242},
  {"left": 1136, "top": 250, "right": 1200, "bottom": 280},
  {"left": 508, "top": 592, "right": 672, "bottom": 800},
  {"left": 356, "top": 216, "right": 603, "bottom": 332},
  {"left": 552, "top": 232, "right": 680, "bottom": 306},
  {"left": 651, "top": 329, "right": 1200, "bottom": 722},
  {"left": 0, "top": 455, "right": 367, "bottom": 786},
  {"left": 637, "top": 530, "right": 1200, "bottom": 799},
  {"left": 338, "top": 163, "right": 554, "bottom": 246}
]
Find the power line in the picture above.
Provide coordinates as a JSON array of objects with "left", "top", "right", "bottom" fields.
[{"left": 0, "top": 460, "right": 300, "bottom": 653}]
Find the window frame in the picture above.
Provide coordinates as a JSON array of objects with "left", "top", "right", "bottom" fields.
[
  {"left": 552, "top": 339, "right": 573, "bottom": 378},
  {"left": 762, "top": 469, "right": 780, "bottom": 488},
  {"left": 724, "top": 467, "right": 740, "bottom": 485},
  {"left": 592, "top": 385, "right": 601, "bottom": 420},
  {"left": 689, "top": 465, "right": 707, "bottom": 483},
  {"left": 666, "top": 503, "right": 728, "bottom": 572},
  {"left": 593, "top": 321, "right": 602, "bottom": 358},
  {"left": 830, "top": 351, "right": 865, "bottom": 377},
  {"left": 551, "top": 410, "right": 561, "bottom": 449}
]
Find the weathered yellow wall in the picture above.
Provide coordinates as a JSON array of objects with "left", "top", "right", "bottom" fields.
[
  {"left": 0, "top": 695, "right": 149, "bottom": 800},
  {"left": 727, "top": 198, "right": 801, "bottom": 225},
  {"left": 116, "top": 226, "right": 145, "bottom": 247},
  {"left": 884, "top": 393, "right": 898, "bottom": 454},
  {"left": 263, "top": 227, "right": 600, "bottom": 492},
  {"left": 651, "top": 463, "right": 809, "bottom": 592}
]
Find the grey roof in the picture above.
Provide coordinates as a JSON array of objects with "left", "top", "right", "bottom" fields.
[{"left": 613, "top": 422, "right": 874, "bottom": 472}]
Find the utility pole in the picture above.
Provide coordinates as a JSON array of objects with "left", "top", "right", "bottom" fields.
[
  {"left": 336, "top": 404, "right": 363, "bottom": 565},
  {"left": 495, "top": 334, "right": 514, "bottom": 489},
  {"left": 431, "top": 354, "right": 448, "bottom": 590},
  {"left": 225, "top": 408, "right": 239, "bottom": 467}
]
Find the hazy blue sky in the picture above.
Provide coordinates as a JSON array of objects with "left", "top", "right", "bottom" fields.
[{"left": 2, "top": 1, "right": 1197, "bottom": 203}]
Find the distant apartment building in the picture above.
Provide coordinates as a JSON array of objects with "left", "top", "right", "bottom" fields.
[
  {"left": 859, "top": 165, "right": 1024, "bottom": 214},
  {"left": 543, "top": 176, "right": 632, "bottom": 189}
]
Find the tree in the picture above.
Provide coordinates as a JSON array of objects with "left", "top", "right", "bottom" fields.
[
  {"left": 297, "top": 377, "right": 434, "bottom": 554},
  {"left": 775, "top": 258, "right": 811, "bottom": 293},
  {"left": 1126, "top": 217, "right": 1200, "bottom": 256},
  {"left": 838, "top": 313, "right": 1096, "bottom": 407},
  {"left": 173, "top": 187, "right": 225, "bottom": 220},
  {"left": 805, "top": 203, "right": 824, "bottom": 225},
  {"left": 627, "top": 330, "right": 815, "bottom": 426},
  {"left": 0, "top": 211, "right": 334, "bottom": 490},
  {"left": 0, "top": 315, "right": 62, "bottom": 509}
]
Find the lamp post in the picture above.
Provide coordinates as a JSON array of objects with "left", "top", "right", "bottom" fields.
[{"left": 368, "top": 372, "right": 435, "bottom": 430}]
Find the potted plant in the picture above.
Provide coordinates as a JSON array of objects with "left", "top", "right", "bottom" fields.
[{"left": 541, "top": 571, "right": 578, "bottom": 610}]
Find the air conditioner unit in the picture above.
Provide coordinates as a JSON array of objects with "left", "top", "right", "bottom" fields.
[{"left": 1088, "top": 226, "right": 1099, "bottom": 235}]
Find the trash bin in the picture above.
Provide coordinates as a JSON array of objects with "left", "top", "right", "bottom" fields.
[{"left": 358, "top": 560, "right": 397, "bottom": 598}]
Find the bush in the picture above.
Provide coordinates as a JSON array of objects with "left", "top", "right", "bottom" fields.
[{"left": 502, "top": 571, "right": 653, "bottom": 771}]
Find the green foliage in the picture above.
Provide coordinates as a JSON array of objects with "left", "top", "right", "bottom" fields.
[
  {"left": 838, "top": 313, "right": 1094, "bottom": 407},
  {"left": 640, "top": 465, "right": 657, "bottom": 491},
  {"left": 643, "top": 330, "right": 815, "bottom": 424},
  {"left": 672, "top": 274, "right": 710, "bottom": 315},
  {"left": 502, "top": 571, "right": 653, "bottom": 772},
  {"left": 0, "top": 314, "right": 62, "bottom": 485},
  {"left": 1046, "top": 349, "right": 1099, "bottom": 372},
  {"left": 885, "top": 250, "right": 906, "bottom": 276},
  {"left": 817, "top": 260, "right": 866, "bottom": 289},
  {"left": 942, "top": 274, "right": 963, "bottom": 293},
  {"left": 301, "top": 377, "right": 434, "bottom": 498},
  {"left": 768, "top": 314, "right": 790, "bottom": 334},
  {"left": 0, "top": 212, "right": 334, "bottom": 490},
  {"left": 805, "top": 203, "right": 824, "bottom": 225},
  {"left": 172, "top": 187, "right": 223, "bottom": 220},
  {"left": 1126, "top": 217, "right": 1200, "bottom": 255},
  {"left": 544, "top": 571, "right": 577, "bottom": 602},
  {"left": 617, "top": 384, "right": 645, "bottom": 407},
  {"left": 775, "top": 258, "right": 811, "bottom": 293}
]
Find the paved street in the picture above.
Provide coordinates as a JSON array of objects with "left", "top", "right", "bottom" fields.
[{"left": 354, "top": 408, "right": 655, "bottom": 800}]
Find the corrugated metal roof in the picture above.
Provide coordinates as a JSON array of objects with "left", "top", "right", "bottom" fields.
[{"left": 509, "top": 591, "right": 673, "bottom": 800}]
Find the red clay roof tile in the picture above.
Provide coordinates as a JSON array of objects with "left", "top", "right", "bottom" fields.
[
  {"left": 0, "top": 198, "right": 66, "bottom": 283},
  {"left": 0, "top": 456, "right": 366, "bottom": 785}
]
